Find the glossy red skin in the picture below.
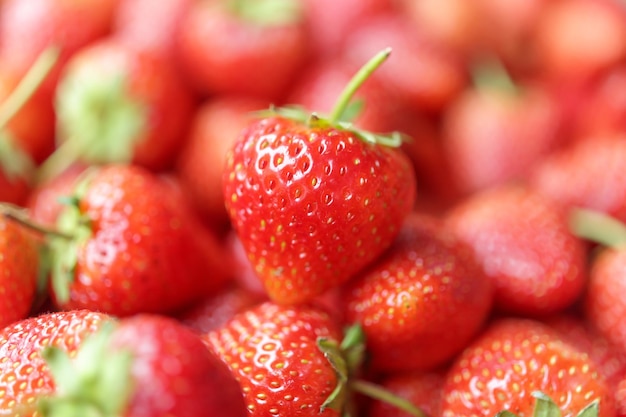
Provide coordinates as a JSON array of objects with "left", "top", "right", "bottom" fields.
[
  {"left": 585, "top": 248, "right": 626, "bottom": 359},
  {"left": 343, "top": 13, "right": 467, "bottom": 114},
  {"left": 108, "top": 314, "right": 247, "bottom": 417},
  {"left": 369, "top": 370, "right": 447, "bottom": 417},
  {"left": 442, "top": 84, "right": 563, "bottom": 196},
  {"left": 0, "top": 65, "right": 56, "bottom": 164},
  {"left": 206, "top": 302, "right": 343, "bottom": 417},
  {"left": 53, "top": 164, "right": 231, "bottom": 316},
  {"left": 441, "top": 318, "right": 616, "bottom": 417},
  {"left": 529, "top": 134, "right": 626, "bottom": 224},
  {"left": 445, "top": 185, "right": 587, "bottom": 316},
  {"left": 58, "top": 38, "right": 195, "bottom": 171},
  {"left": 223, "top": 116, "right": 417, "bottom": 305},
  {"left": 176, "top": 96, "right": 270, "bottom": 231},
  {"left": 0, "top": 218, "right": 39, "bottom": 329},
  {"left": 343, "top": 213, "right": 493, "bottom": 373},
  {"left": 176, "top": 0, "right": 308, "bottom": 101},
  {"left": 0, "top": 0, "right": 118, "bottom": 92},
  {"left": 0, "top": 310, "right": 111, "bottom": 414}
]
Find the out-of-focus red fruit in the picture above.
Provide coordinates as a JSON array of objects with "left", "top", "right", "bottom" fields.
[
  {"left": 533, "top": 0, "right": 626, "bottom": 82},
  {"left": 442, "top": 80, "right": 562, "bottom": 195},
  {"left": 176, "top": 96, "right": 269, "bottom": 231},
  {"left": 0, "top": 169, "right": 30, "bottom": 205},
  {"left": 529, "top": 134, "right": 626, "bottom": 224},
  {"left": 300, "top": 0, "right": 395, "bottom": 59},
  {"left": 286, "top": 58, "right": 407, "bottom": 134},
  {"left": 0, "top": 0, "right": 119, "bottom": 92},
  {"left": 176, "top": 0, "right": 309, "bottom": 101},
  {"left": 343, "top": 13, "right": 468, "bottom": 114}
]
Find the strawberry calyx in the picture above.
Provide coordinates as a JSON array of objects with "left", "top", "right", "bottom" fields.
[
  {"left": 471, "top": 55, "right": 520, "bottom": 97},
  {"left": 317, "top": 324, "right": 425, "bottom": 417},
  {"left": 569, "top": 208, "right": 626, "bottom": 248},
  {"left": 37, "top": 63, "right": 146, "bottom": 183},
  {"left": 226, "top": 0, "right": 303, "bottom": 26},
  {"left": 495, "top": 391, "right": 599, "bottom": 417},
  {"left": 37, "top": 321, "right": 134, "bottom": 417},
  {"left": 260, "top": 47, "right": 404, "bottom": 148}
]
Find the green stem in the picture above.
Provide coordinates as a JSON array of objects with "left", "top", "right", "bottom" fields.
[
  {"left": 35, "top": 137, "right": 86, "bottom": 185},
  {"left": 0, "top": 202, "right": 74, "bottom": 240},
  {"left": 329, "top": 48, "right": 392, "bottom": 124},
  {"left": 569, "top": 208, "right": 626, "bottom": 248},
  {"left": 350, "top": 379, "right": 426, "bottom": 417},
  {"left": 0, "top": 47, "right": 60, "bottom": 130}
]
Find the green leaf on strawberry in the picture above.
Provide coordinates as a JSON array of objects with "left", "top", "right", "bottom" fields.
[{"left": 495, "top": 391, "right": 599, "bottom": 417}]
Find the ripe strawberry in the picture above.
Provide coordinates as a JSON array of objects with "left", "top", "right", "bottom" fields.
[
  {"left": 445, "top": 184, "right": 587, "bottom": 317},
  {"left": 176, "top": 0, "right": 309, "bottom": 101},
  {"left": 176, "top": 95, "right": 270, "bottom": 232},
  {"left": 38, "top": 314, "right": 247, "bottom": 417},
  {"left": 205, "top": 302, "right": 344, "bottom": 417},
  {"left": 529, "top": 133, "right": 626, "bottom": 223},
  {"left": 343, "top": 212, "right": 493, "bottom": 373},
  {"left": 441, "top": 318, "right": 615, "bottom": 417},
  {"left": 0, "top": 210, "right": 41, "bottom": 328},
  {"left": 369, "top": 370, "right": 447, "bottom": 417},
  {"left": 0, "top": 142, "right": 32, "bottom": 205},
  {"left": 222, "top": 49, "right": 417, "bottom": 305},
  {"left": 38, "top": 37, "right": 194, "bottom": 181},
  {"left": 0, "top": 0, "right": 118, "bottom": 93},
  {"left": 0, "top": 309, "right": 111, "bottom": 415},
  {"left": 46, "top": 164, "right": 231, "bottom": 316}
]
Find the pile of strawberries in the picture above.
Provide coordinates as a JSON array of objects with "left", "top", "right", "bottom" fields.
[{"left": 1, "top": 0, "right": 626, "bottom": 416}]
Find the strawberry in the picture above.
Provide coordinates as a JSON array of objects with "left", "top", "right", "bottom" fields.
[
  {"left": 529, "top": 133, "right": 626, "bottom": 223},
  {"left": 0, "top": 309, "right": 111, "bottom": 415},
  {"left": 222, "top": 49, "right": 417, "bottom": 304},
  {"left": 343, "top": 212, "right": 493, "bottom": 373},
  {"left": 441, "top": 317, "right": 615, "bottom": 417},
  {"left": 175, "top": 0, "right": 309, "bottom": 101},
  {"left": 175, "top": 95, "right": 270, "bottom": 232},
  {"left": 0, "top": 209, "right": 41, "bottom": 328},
  {"left": 43, "top": 164, "right": 231, "bottom": 316},
  {"left": 38, "top": 37, "right": 195, "bottom": 181},
  {"left": 369, "top": 370, "right": 447, "bottom": 417},
  {"left": 37, "top": 314, "right": 247, "bottom": 417},
  {"left": 445, "top": 184, "right": 587, "bottom": 317}
]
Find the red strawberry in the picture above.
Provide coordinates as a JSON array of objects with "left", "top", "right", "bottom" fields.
[
  {"left": 176, "top": 0, "right": 309, "bottom": 101},
  {"left": 0, "top": 309, "right": 111, "bottom": 415},
  {"left": 46, "top": 164, "right": 231, "bottom": 316},
  {"left": 369, "top": 370, "right": 447, "bottom": 417},
  {"left": 0, "top": 0, "right": 118, "bottom": 93},
  {"left": 0, "top": 143, "right": 32, "bottom": 205},
  {"left": 445, "top": 184, "right": 587, "bottom": 317},
  {"left": 343, "top": 212, "right": 493, "bottom": 373},
  {"left": 441, "top": 318, "right": 615, "bottom": 417},
  {"left": 38, "top": 314, "right": 247, "bottom": 417},
  {"left": 205, "top": 302, "right": 345, "bottom": 417},
  {"left": 0, "top": 209, "right": 41, "bottom": 328},
  {"left": 529, "top": 133, "right": 626, "bottom": 224},
  {"left": 38, "top": 37, "right": 195, "bottom": 181},
  {"left": 175, "top": 95, "right": 270, "bottom": 232},
  {"left": 222, "top": 49, "right": 417, "bottom": 305}
]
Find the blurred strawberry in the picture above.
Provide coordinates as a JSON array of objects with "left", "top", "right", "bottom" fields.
[
  {"left": 529, "top": 133, "right": 626, "bottom": 223},
  {"left": 39, "top": 37, "right": 195, "bottom": 181},
  {"left": 0, "top": 309, "right": 111, "bottom": 416},
  {"left": 0, "top": 209, "right": 41, "bottom": 328},
  {"left": 441, "top": 317, "right": 615, "bottom": 417},
  {"left": 45, "top": 164, "right": 231, "bottom": 316},
  {"left": 176, "top": 95, "right": 269, "bottom": 231},
  {"left": 532, "top": 0, "right": 626, "bottom": 83},
  {"left": 442, "top": 71, "right": 563, "bottom": 195},
  {"left": 369, "top": 370, "right": 447, "bottom": 417},
  {"left": 0, "top": 139, "right": 32, "bottom": 205},
  {"left": 343, "top": 213, "right": 493, "bottom": 373},
  {"left": 343, "top": 12, "right": 468, "bottom": 114},
  {"left": 0, "top": 0, "right": 119, "bottom": 93},
  {"left": 176, "top": 0, "right": 309, "bottom": 101},
  {"left": 38, "top": 314, "right": 248, "bottom": 417},
  {"left": 445, "top": 184, "right": 587, "bottom": 317}
]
